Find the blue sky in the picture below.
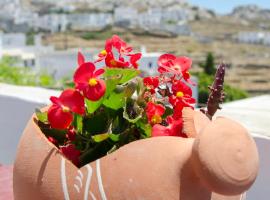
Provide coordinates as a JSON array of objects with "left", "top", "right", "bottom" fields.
[{"left": 188, "top": 0, "right": 270, "bottom": 14}]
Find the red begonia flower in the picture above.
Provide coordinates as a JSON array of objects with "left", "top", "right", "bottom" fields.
[
  {"left": 143, "top": 76, "right": 159, "bottom": 94},
  {"left": 169, "top": 81, "right": 195, "bottom": 107},
  {"left": 95, "top": 35, "right": 133, "bottom": 63},
  {"left": 146, "top": 102, "right": 165, "bottom": 125},
  {"left": 66, "top": 128, "right": 76, "bottom": 141},
  {"left": 60, "top": 144, "right": 81, "bottom": 166},
  {"left": 158, "top": 54, "right": 193, "bottom": 83},
  {"left": 152, "top": 116, "right": 186, "bottom": 137},
  {"left": 77, "top": 51, "right": 85, "bottom": 66},
  {"left": 130, "top": 53, "right": 142, "bottom": 69},
  {"left": 95, "top": 38, "right": 113, "bottom": 63},
  {"left": 105, "top": 52, "right": 129, "bottom": 68},
  {"left": 48, "top": 89, "right": 85, "bottom": 130},
  {"left": 158, "top": 53, "right": 176, "bottom": 73},
  {"left": 174, "top": 56, "right": 192, "bottom": 72},
  {"left": 48, "top": 136, "right": 58, "bottom": 146},
  {"left": 111, "top": 35, "right": 133, "bottom": 55},
  {"left": 172, "top": 102, "right": 185, "bottom": 120},
  {"left": 73, "top": 62, "right": 106, "bottom": 101}
]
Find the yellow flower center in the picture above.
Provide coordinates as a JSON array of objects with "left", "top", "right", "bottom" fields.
[
  {"left": 174, "top": 65, "right": 180, "bottom": 70},
  {"left": 176, "top": 91, "right": 184, "bottom": 98},
  {"left": 100, "top": 49, "right": 107, "bottom": 56},
  {"left": 62, "top": 105, "right": 70, "bottom": 112},
  {"left": 151, "top": 115, "right": 162, "bottom": 124},
  {"left": 89, "top": 78, "right": 98, "bottom": 86},
  {"left": 110, "top": 60, "right": 117, "bottom": 67}
]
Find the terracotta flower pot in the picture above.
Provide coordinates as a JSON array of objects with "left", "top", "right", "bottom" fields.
[{"left": 13, "top": 109, "right": 259, "bottom": 200}]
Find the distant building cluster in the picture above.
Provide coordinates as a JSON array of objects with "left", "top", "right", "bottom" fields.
[
  {"left": 0, "top": 33, "right": 163, "bottom": 79},
  {"left": 114, "top": 7, "right": 191, "bottom": 35},
  {"left": 0, "top": 0, "right": 191, "bottom": 36},
  {"left": 237, "top": 32, "right": 270, "bottom": 46}
]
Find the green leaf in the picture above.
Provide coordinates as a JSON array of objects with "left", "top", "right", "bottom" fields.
[
  {"left": 91, "top": 132, "right": 119, "bottom": 143},
  {"left": 79, "top": 140, "right": 114, "bottom": 166},
  {"left": 103, "top": 82, "right": 137, "bottom": 110},
  {"left": 83, "top": 111, "right": 110, "bottom": 135},
  {"left": 86, "top": 75, "right": 122, "bottom": 114},
  {"left": 136, "top": 120, "right": 152, "bottom": 138},
  {"left": 123, "top": 98, "right": 143, "bottom": 123},
  {"left": 103, "top": 91, "right": 126, "bottom": 110},
  {"left": 37, "top": 121, "right": 66, "bottom": 143},
  {"left": 73, "top": 114, "right": 83, "bottom": 133},
  {"left": 109, "top": 133, "right": 120, "bottom": 142},
  {"left": 35, "top": 108, "right": 48, "bottom": 123},
  {"left": 85, "top": 99, "right": 103, "bottom": 114},
  {"left": 104, "top": 68, "right": 140, "bottom": 84},
  {"left": 92, "top": 133, "right": 110, "bottom": 142}
]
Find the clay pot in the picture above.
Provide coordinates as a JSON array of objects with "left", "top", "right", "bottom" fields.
[{"left": 13, "top": 109, "right": 259, "bottom": 200}]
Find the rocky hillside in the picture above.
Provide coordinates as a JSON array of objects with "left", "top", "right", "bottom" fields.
[
  {"left": 21, "top": 0, "right": 215, "bottom": 20},
  {"left": 231, "top": 5, "right": 270, "bottom": 20}
]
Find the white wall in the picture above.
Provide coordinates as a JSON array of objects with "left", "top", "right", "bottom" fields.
[
  {"left": 247, "top": 136, "right": 270, "bottom": 200},
  {"left": 0, "top": 84, "right": 60, "bottom": 164}
]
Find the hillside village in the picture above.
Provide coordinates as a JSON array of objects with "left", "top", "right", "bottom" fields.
[{"left": 0, "top": 0, "right": 270, "bottom": 96}]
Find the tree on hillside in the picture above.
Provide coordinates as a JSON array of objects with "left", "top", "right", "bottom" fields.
[{"left": 200, "top": 52, "right": 216, "bottom": 75}]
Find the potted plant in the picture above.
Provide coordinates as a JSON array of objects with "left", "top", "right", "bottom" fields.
[{"left": 13, "top": 35, "right": 259, "bottom": 200}]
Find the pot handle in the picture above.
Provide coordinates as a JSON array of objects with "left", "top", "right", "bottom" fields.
[{"left": 191, "top": 117, "right": 259, "bottom": 196}]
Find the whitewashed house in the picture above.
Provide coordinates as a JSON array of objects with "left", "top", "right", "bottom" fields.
[
  {"left": 34, "top": 14, "right": 68, "bottom": 33},
  {"left": 0, "top": 32, "right": 55, "bottom": 68},
  {"left": 138, "top": 9, "right": 162, "bottom": 29},
  {"left": 263, "top": 33, "right": 270, "bottom": 46},
  {"left": 14, "top": 9, "right": 39, "bottom": 28},
  {"left": 67, "top": 13, "right": 113, "bottom": 31},
  {"left": 1, "top": 33, "right": 26, "bottom": 48},
  {"left": 0, "top": 0, "right": 20, "bottom": 20},
  {"left": 237, "top": 32, "right": 270, "bottom": 45},
  {"left": 35, "top": 49, "right": 97, "bottom": 79}
]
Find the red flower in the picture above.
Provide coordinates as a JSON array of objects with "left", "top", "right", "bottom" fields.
[
  {"left": 158, "top": 54, "right": 194, "bottom": 84},
  {"left": 95, "top": 38, "right": 113, "bottom": 63},
  {"left": 48, "top": 89, "right": 85, "bottom": 130},
  {"left": 146, "top": 102, "right": 165, "bottom": 125},
  {"left": 111, "top": 35, "right": 133, "bottom": 55},
  {"left": 172, "top": 102, "right": 185, "bottom": 120},
  {"left": 77, "top": 51, "right": 85, "bottom": 66},
  {"left": 48, "top": 137, "right": 58, "bottom": 146},
  {"left": 66, "top": 128, "right": 76, "bottom": 141},
  {"left": 152, "top": 116, "right": 186, "bottom": 137},
  {"left": 94, "top": 35, "right": 141, "bottom": 69},
  {"left": 130, "top": 53, "right": 142, "bottom": 69},
  {"left": 105, "top": 51, "right": 129, "bottom": 68},
  {"left": 95, "top": 35, "right": 132, "bottom": 63},
  {"left": 143, "top": 76, "right": 159, "bottom": 94},
  {"left": 73, "top": 62, "right": 106, "bottom": 101},
  {"left": 158, "top": 55, "right": 192, "bottom": 74},
  {"left": 60, "top": 144, "right": 81, "bottom": 166},
  {"left": 169, "top": 81, "right": 195, "bottom": 107},
  {"left": 157, "top": 54, "right": 176, "bottom": 73}
]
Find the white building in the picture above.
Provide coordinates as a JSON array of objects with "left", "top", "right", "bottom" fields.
[
  {"left": 263, "top": 33, "right": 270, "bottom": 46},
  {"left": 138, "top": 9, "right": 162, "bottom": 28},
  {"left": 14, "top": 9, "right": 38, "bottom": 28},
  {"left": 35, "top": 50, "right": 79, "bottom": 79},
  {"left": 237, "top": 32, "right": 270, "bottom": 46},
  {"left": 34, "top": 14, "right": 68, "bottom": 32},
  {"left": 0, "top": 0, "right": 20, "bottom": 20},
  {"left": 1, "top": 33, "right": 26, "bottom": 48},
  {"left": 67, "top": 13, "right": 113, "bottom": 31}
]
